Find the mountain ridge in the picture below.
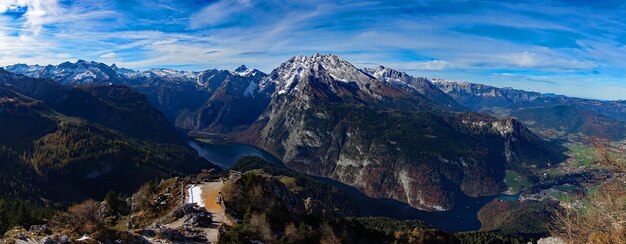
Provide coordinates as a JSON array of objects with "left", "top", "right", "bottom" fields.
[
  {"left": 3, "top": 55, "right": 569, "bottom": 210},
  {"left": 433, "top": 78, "right": 626, "bottom": 139},
  {"left": 0, "top": 71, "right": 217, "bottom": 203},
  {"left": 225, "top": 54, "right": 565, "bottom": 210}
]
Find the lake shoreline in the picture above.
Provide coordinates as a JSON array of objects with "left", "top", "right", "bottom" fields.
[{"left": 188, "top": 140, "right": 521, "bottom": 232}]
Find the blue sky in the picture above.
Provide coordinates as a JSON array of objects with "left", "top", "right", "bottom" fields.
[{"left": 1, "top": 0, "right": 626, "bottom": 100}]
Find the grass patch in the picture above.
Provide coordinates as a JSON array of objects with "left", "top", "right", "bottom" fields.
[
  {"left": 566, "top": 143, "right": 596, "bottom": 167},
  {"left": 544, "top": 167, "right": 563, "bottom": 178},
  {"left": 246, "top": 169, "right": 269, "bottom": 177},
  {"left": 276, "top": 175, "right": 300, "bottom": 192},
  {"left": 505, "top": 170, "right": 531, "bottom": 194},
  {"left": 194, "top": 138, "right": 214, "bottom": 144},
  {"left": 551, "top": 191, "right": 574, "bottom": 203}
]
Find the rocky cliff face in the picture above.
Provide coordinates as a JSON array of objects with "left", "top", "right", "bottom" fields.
[
  {"left": 236, "top": 54, "right": 565, "bottom": 211},
  {"left": 175, "top": 67, "right": 270, "bottom": 133},
  {"left": 363, "top": 66, "right": 466, "bottom": 111},
  {"left": 3, "top": 56, "right": 566, "bottom": 210}
]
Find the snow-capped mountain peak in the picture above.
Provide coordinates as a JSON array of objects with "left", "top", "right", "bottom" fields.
[
  {"left": 234, "top": 65, "right": 249, "bottom": 75},
  {"left": 146, "top": 68, "right": 198, "bottom": 81},
  {"left": 232, "top": 65, "right": 260, "bottom": 77},
  {"left": 262, "top": 53, "right": 375, "bottom": 95},
  {"left": 3, "top": 64, "right": 45, "bottom": 78},
  {"left": 363, "top": 65, "right": 417, "bottom": 85},
  {"left": 4, "top": 61, "right": 207, "bottom": 85}
]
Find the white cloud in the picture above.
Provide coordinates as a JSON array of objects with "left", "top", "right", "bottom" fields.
[
  {"left": 0, "top": 0, "right": 63, "bottom": 35},
  {"left": 100, "top": 52, "right": 116, "bottom": 58},
  {"left": 512, "top": 52, "right": 537, "bottom": 68},
  {"left": 0, "top": 0, "right": 625, "bottom": 99},
  {"left": 413, "top": 60, "right": 450, "bottom": 70},
  {"left": 189, "top": 0, "right": 253, "bottom": 29}
]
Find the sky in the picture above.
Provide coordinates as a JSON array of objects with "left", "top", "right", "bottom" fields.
[{"left": 1, "top": 0, "right": 626, "bottom": 100}]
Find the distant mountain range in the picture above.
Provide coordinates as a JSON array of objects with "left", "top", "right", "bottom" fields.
[
  {"left": 5, "top": 53, "right": 624, "bottom": 210},
  {"left": 8, "top": 56, "right": 625, "bottom": 137},
  {"left": 7, "top": 56, "right": 625, "bottom": 140},
  {"left": 433, "top": 79, "right": 626, "bottom": 139}
]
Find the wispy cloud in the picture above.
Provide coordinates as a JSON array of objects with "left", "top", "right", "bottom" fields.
[
  {"left": 492, "top": 73, "right": 556, "bottom": 84},
  {"left": 100, "top": 52, "right": 116, "bottom": 58},
  {"left": 1, "top": 0, "right": 626, "bottom": 99},
  {"left": 189, "top": 0, "right": 253, "bottom": 29}
]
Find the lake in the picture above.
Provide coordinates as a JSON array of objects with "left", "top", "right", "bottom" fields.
[
  {"left": 187, "top": 140, "right": 284, "bottom": 169},
  {"left": 188, "top": 141, "right": 519, "bottom": 232}
]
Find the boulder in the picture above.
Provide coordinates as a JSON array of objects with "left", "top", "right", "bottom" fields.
[
  {"left": 173, "top": 203, "right": 198, "bottom": 218},
  {"left": 41, "top": 236, "right": 53, "bottom": 244},
  {"left": 155, "top": 226, "right": 186, "bottom": 242},
  {"left": 537, "top": 237, "right": 566, "bottom": 244},
  {"left": 179, "top": 229, "right": 208, "bottom": 242},
  {"left": 59, "top": 235, "right": 70, "bottom": 244},
  {"left": 29, "top": 224, "right": 51, "bottom": 235},
  {"left": 183, "top": 211, "right": 212, "bottom": 228}
]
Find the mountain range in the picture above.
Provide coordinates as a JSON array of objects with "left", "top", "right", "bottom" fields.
[
  {"left": 433, "top": 79, "right": 626, "bottom": 139},
  {"left": 0, "top": 69, "right": 215, "bottom": 203},
  {"left": 8, "top": 55, "right": 625, "bottom": 140},
  {"left": 229, "top": 54, "right": 564, "bottom": 210},
  {"left": 2, "top": 54, "right": 586, "bottom": 211}
]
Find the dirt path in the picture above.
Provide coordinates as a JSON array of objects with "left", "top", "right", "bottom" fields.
[{"left": 200, "top": 181, "right": 228, "bottom": 243}]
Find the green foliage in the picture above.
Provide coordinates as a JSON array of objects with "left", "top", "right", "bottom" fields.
[
  {"left": 0, "top": 198, "right": 55, "bottom": 235},
  {"left": 350, "top": 217, "right": 425, "bottom": 235},
  {"left": 232, "top": 156, "right": 357, "bottom": 216},
  {"left": 21, "top": 121, "right": 210, "bottom": 201},
  {"left": 566, "top": 143, "right": 597, "bottom": 167},
  {"left": 226, "top": 157, "right": 541, "bottom": 243},
  {"left": 0, "top": 146, "right": 48, "bottom": 201},
  {"left": 104, "top": 191, "right": 127, "bottom": 215},
  {"left": 0, "top": 84, "right": 214, "bottom": 203},
  {"left": 505, "top": 170, "right": 531, "bottom": 194},
  {"left": 478, "top": 199, "right": 559, "bottom": 234}
]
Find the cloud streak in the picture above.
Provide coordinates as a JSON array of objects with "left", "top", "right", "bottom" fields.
[{"left": 1, "top": 0, "right": 626, "bottom": 99}]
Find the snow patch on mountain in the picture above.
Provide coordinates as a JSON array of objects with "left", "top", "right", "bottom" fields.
[
  {"left": 243, "top": 80, "right": 258, "bottom": 97},
  {"left": 130, "top": 68, "right": 199, "bottom": 83},
  {"left": 261, "top": 53, "right": 376, "bottom": 96},
  {"left": 233, "top": 65, "right": 259, "bottom": 77},
  {"left": 3, "top": 61, "right": 231, "bottom": 85}
]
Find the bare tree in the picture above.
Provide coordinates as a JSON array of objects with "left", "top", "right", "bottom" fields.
[
  {"left": 51, "top": 199, "right": 104, "bottom": 235},
  {"left": 248, "top": 213, "right": 274, "bottom": 243},
  {"left": 551, "top": 140, "right": 626, "bottom": 243}
]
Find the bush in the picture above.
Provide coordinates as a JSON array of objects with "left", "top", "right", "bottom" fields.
[{"left": 51, "top": 199, "right": 104, "bottom": 234}]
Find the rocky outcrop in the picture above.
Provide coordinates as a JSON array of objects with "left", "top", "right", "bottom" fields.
[
  {"left": 537, "top": 237, "right": 566, "bottom": 244},
  {"left": 237, "top": 54, "right": 565, "bottom": 211}
]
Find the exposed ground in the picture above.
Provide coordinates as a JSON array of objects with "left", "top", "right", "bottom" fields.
[
  {"left": 158, "top": 180, "right": 230, "bottom": 243},
  {"left": 200, "top": 181, "right": 228, "bottom": 243}
]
